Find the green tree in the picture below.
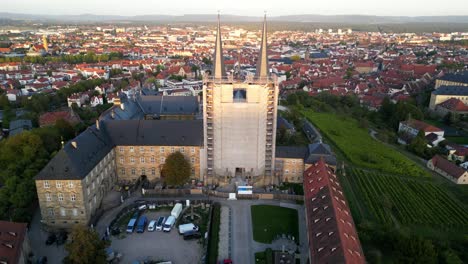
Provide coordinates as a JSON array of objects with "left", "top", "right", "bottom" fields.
[
  {"left": 64, "top": 226, "right": 108, "bottom": 264},
  {"left": 162, "top": 151, "right": 191, "bottom": 186},
  {"left": 290, "top": 55, "right": 301, "bottom": 61},
  {"left": 408, "top": 131, "right": 428, "bottom": 157},
  {"left": 55, "top": 119, "right": 75, "bottom": 141}
]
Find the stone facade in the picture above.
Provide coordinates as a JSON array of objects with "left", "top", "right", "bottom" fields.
[
  {"left": 115, "top": 145, "right": 202, "bottom": 183},
  {"left": 35, "top": 150, "right": 116, "bottom": 229},
  {"left": 275, "top": 157, "right": 304, "bottom": 183}
]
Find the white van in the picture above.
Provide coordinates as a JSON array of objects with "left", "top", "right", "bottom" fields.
[
  {"left": 163, "top": 216, "right": 176, "bottom": 232},
  {"left": 178, "top": 223, "right": 199, "bottom": 234},
  {"left": 147, "top": 220, "right": 157, "bottom": 232}
]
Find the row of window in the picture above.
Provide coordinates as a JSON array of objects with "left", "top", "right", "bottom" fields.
[
  {"left": 284, "top": 169, "right": 301, "bottom": 174},
  {"left": 45, "top": 193, "right": 77, "bottom": 202},
  {"left": 120, "top": 167, "right": 196, "bottom": 176},
  {"left": 47, "top": 207, "right": 81, "bottom": 217},
  {"left": 43, "top": 180, "right": 75, "bottom": 189},
  {"left": 120, "top": 146, "right": 196, "bottom": 154},
  {"left": 120, "top": 156, "right": 197, "bottom": 164}
]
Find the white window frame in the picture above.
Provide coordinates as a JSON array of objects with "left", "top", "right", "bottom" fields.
[
  {"left": 56, "top": 181, "right": 63, "bottom": 189},
  {"left": 58, "top": 193, "right": 64, "bottom": 201},
  {"left": 44, "top": 181, "right": 50, "bottom": 189},
  {"left": 71, "top": 193, "right": 76, "bottom": 202},
  {"left": 46, "top": 193, "right": 52, "bottom": 202}
]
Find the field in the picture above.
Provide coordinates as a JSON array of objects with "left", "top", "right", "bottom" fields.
[
  {"left": 251, "top": 205, "right": 299, "bottom": 244},
  {"left": 302, "top": 110, "right": 428, "bottom": 177},
  {"left": 344, "top": 168, "right": 468, "bottom": 229}
]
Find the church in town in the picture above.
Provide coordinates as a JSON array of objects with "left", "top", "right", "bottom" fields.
[{"left": 34, "top": 16, "right": 330, "bottom": 229}]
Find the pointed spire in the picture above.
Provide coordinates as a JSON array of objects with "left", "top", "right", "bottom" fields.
[
  {"left": 213, "top": 12, "right": 225, "bottom": 79},
  {"left": 256, "top": 13, "right": 269, "bottom": 79}
]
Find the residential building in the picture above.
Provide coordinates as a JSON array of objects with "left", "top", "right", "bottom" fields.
[
  {"left": 303, "top": 158, "right": 365, "bottom": 264},
  {"left": 0, "top": 221, "right": 31, "bottom": 264},
  {"left": 427, "top": 155, "right": 468, "bottom": 184},
  {"left": 434, "top": 71, "right": 468, "bottom": 89},
  {"left": 398, "top": 119, "right": 445, "bottom": 147},
  {"left": 35, "top": 119, "right": 203, "bottom": 230},
  {"left": 429, "top": 85, "right": 468, "bottom": 111}
]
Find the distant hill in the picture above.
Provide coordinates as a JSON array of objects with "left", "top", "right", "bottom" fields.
[{"left": 1, "top": 12, "right": 468, "bottom": 24}]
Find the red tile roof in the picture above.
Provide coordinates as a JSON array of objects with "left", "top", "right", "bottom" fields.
[
  {"left": 438, "top": 98, "right": 468, "bottom": 112},
  {"left": 304, "top": 158, "right": 365, "bottom": 264},
  {"left": 401, "top": 119, "right": 443, "bottom": 133},
  {"left": 0, "top": 221, "right": 28, "bottom": 264},
  {"left": 39, "top": 110, "right": 81, "bottom": 127},
  {"left": 430, "top": 155, "right": 467, "bottom": 179}
]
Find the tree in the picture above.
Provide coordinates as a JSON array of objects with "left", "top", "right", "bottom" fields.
[
  {"left": 64, "top": 226, "right": 108, "bottom": 264},
  {"left": 162, "top": 151, "right": 191, "bottom": 186},
  {"left": 408, "top": 131, "right": 428, "bottom": 158},
  {"left": 55, "top": 119, "right": 75, "bottom": 141},
  {"left": 290, "top": 55, "right": 301, "bottom": 61}
]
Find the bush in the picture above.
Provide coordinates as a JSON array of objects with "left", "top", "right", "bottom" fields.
[{"left": 207, "top": 203, "right": 221, "bottom": 264}]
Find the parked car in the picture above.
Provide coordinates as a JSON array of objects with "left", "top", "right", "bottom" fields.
[
  {"left": 155, "top": 216, "right": 166, "bottom": 231},
  {"left": 136, "top": 216, "right": 148, "bottom": 233},
  {"left": 183, "top": 230, "right": 202, "bottom": 240},
  {"left": 126, "top": 218, "right": 137, "bottom": 233},
  {"left": 138, "top": 204, "right": 147, "bottom": 210},
  {"left": 148, "top": 220, "right": 157, "bottom": 232},
  {"left": 178, "top": 223, "right": 199, "bottom": 235},
  {"left": 163, "top": 216, "right": 176, "bottom": 232},
  {"left": 45, "top": 234, "right": 56, "bottom": 245},
  {"left": 56, "top": 232, "right": 68, "bottom": 245}
]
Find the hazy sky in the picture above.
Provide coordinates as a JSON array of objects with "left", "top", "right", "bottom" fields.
[{"left": 2, "top": 0, "right": 468, "bottom": 16}]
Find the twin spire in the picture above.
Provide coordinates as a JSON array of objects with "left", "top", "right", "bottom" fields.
[{"left": 213, "top": 14, "right": 269, "bottom": 79}]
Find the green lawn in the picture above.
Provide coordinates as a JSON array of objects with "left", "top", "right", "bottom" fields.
[
  {"left": 251, "top": 205, "right": 299, "bottom": 244},
  {"left": 302, "top": 110, "right": 429, "bottom": 177}
]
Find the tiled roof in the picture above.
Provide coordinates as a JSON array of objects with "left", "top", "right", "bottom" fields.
[
  {"left": 35, "top": 119, "right": 203, "bottom": 180},
  {"left": 0, "top": 221, "right": 28, "bottom": 264},
  {"left": 438, "top": 71, "right": 468, "bottom": 83},
  {"left": 304, "top": 158, "right": 365, "bottom": 264},
  {"left": 401, "top": 119, "right": 443, "bottom": 133},
  {"left": 437, "top": 98, "right": 468, "bottom": 112},
  {"left": 430, "top": 155, "right": 467, "bottom": 179},
  {"left": 433, "top": 85, "right": 468, "bottom": 96}
]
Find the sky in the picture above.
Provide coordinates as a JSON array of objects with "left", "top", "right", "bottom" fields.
[{"left": 2, "top": 0, "right": 468, "bottom": 16}]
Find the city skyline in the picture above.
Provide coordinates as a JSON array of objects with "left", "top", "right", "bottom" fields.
[{"left": 2, "top": 0, "right": 468, "bottom": 17}]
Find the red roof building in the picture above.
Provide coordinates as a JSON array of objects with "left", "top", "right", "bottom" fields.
[
  {"left": 427, "top": 155, "right": 468, "bottom": 184},
  {"left": 39, "top": 110, "right": 81, "bottom": 127},
  {"left": 0, "top": 221, "right": 30, "bottom": 264},
  {"left": 304, "top": 158, "right": 365, "bottom": 264}
]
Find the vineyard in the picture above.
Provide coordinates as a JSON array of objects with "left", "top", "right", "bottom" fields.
[
  {"left": 302, "top": 110, "right": 428, "bottom": 177},
  {"left": 346, "top": 168, "right": 468, "bottom": 228}
]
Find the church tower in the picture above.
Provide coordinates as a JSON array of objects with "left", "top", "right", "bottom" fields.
[{"left": 203, "top": 15, "right": 279, "bottom": 186}]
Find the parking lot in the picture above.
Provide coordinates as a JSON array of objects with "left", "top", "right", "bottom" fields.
[{"left": 111, "top": 210, "right": 202, "bottom": 264}]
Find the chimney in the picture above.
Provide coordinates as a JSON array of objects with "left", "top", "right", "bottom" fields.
[
  {"left": 96, "top": 119, "right": 100, "bottom": 130},
  {"left": 111, "top": 109, "right": 115, "bottom": 119},
  {"left": 120, "top": 103, "right": 125, "bottom": 111},
  {"left": 71, "top": 141, "right": 77, "bottom": 149}
]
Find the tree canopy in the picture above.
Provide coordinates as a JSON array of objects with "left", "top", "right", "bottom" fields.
[
  {"left": 162, "top": 151, "right": 191, "bottom": 186},
  {"left": 64, "top": 226, "right": 108, "bottom": 264}
]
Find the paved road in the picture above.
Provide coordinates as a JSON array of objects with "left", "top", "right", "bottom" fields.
[
  {"left": 219, "top": 199, "right": 307, "bottom": 264},
  {"left": 29, "top": 209, "right": 67, "bottom": 264}
]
